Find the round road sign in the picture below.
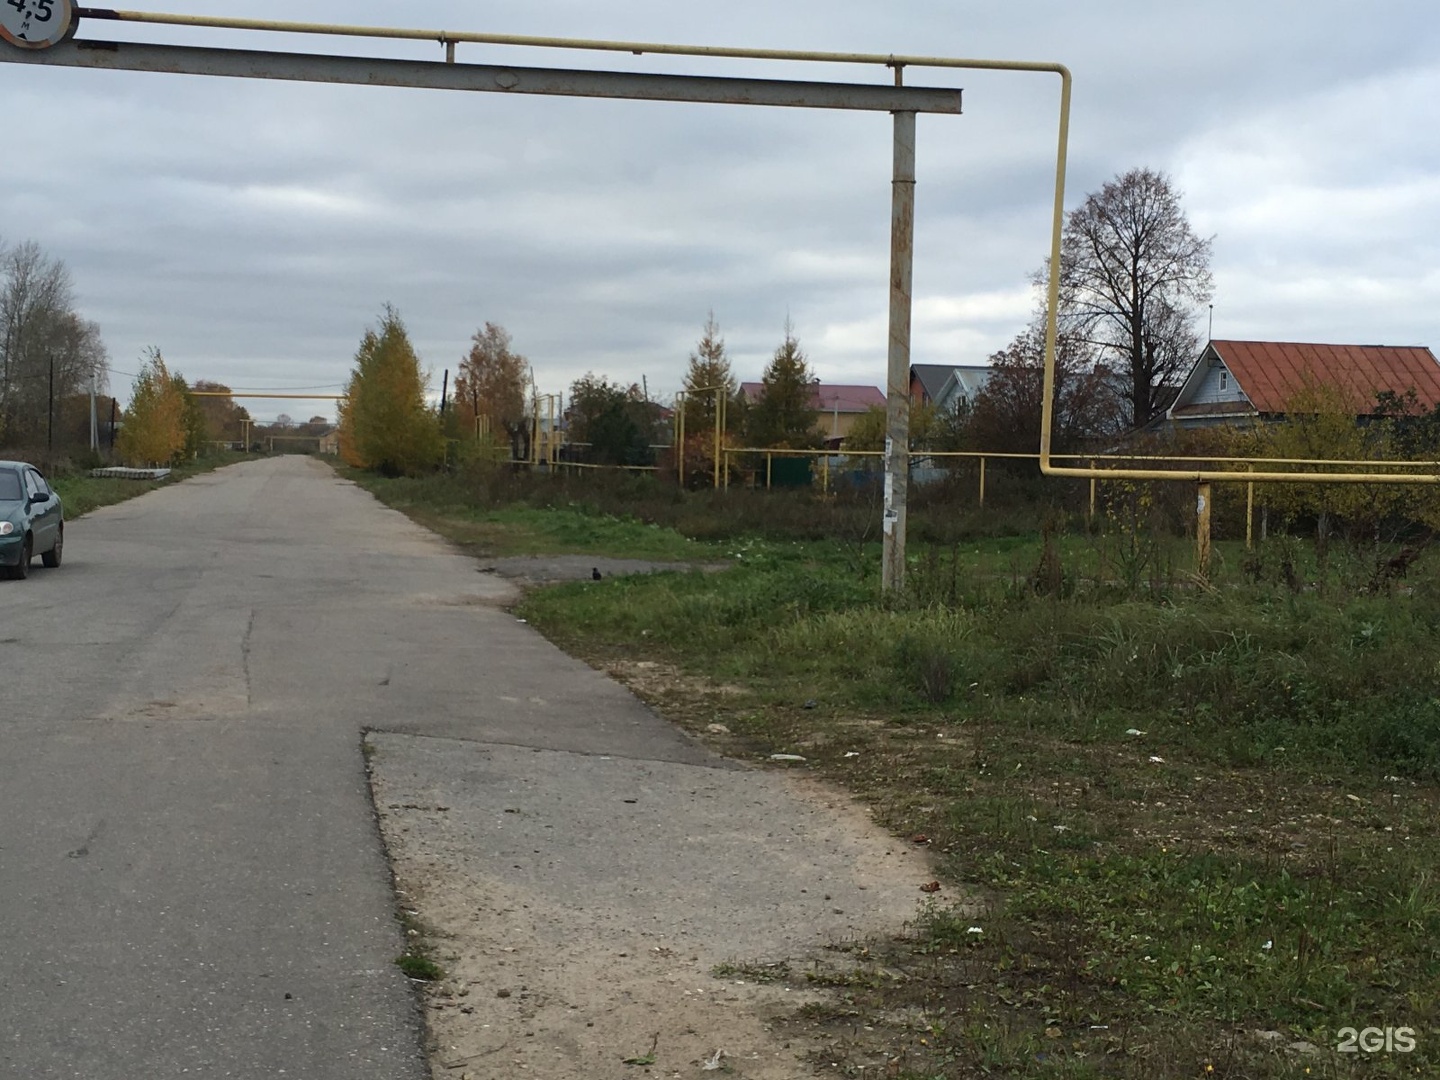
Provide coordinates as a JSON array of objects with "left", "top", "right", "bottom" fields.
[{"left": 0, "top": 0, "right": 74, "bottom": 50}]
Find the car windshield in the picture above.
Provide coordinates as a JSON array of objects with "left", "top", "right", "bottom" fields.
[{"left": 0, "top": 471, "right": 21, "bottom": 501}]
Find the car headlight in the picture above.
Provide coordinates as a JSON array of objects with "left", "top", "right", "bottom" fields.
[{"left": 0, "top": 522, "right": 12, "bottom": 536}]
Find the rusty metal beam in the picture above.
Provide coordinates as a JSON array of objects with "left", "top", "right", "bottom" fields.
[{"left": 0, "top": 38, "right": 963, "bottom": 113}]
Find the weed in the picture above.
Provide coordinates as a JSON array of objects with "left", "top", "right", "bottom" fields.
[
  {"left": 894, "top": 633, "right": 960, "bottom": 704},
  {"left": 394, "top": 953, "right": 444, "bottom": 981},
  {"left": 711, "top": 959, "right": 793, "bottom": 984}
]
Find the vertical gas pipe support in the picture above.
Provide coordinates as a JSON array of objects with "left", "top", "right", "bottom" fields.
[
  {"left": 1196, "top": 481, "right": 1213, "bottom": 579},
  {"left": 713, "top": 389, "right": 722, "bottom": 490},
  {"left": 1245, "top": 467, "right": 1255, "bottom": 550},
  {"left": 881, "top": 110, "right": 917, "bottom": 593},
  {"left": 676, "top": 393, "right": 686, "bottom": 489},
  {"left": 722, "top": 393, "right": 730, "bottom": 491}
]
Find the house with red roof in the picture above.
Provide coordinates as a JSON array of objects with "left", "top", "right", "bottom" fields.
[
  {"left": 739, "top": 381, "right": 885, "bottom": 445},
  {"left": 1166, "top": 341, "right": 1440, "bottom": 429}
]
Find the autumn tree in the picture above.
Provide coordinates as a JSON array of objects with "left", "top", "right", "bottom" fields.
[
  {"left": 1051, "top": 167, "right": 1213, "bottom": 428},
  {"left": 170, "top": 372, "right": 206, "bottom": 461},
  {"left": 746, "top": 325, "right": 820, "bottom": 449},
  {"left": 453, "top": 322, "right": 530, "bottom": 461},
  {"left": 845, "top": 399, "right": 959, "bottom": 453},
  {"left": 118, "top": 349, "right": 188, "bottom": 466},
  {"left": 969, "top": 322, "right": 1120, "bottom": 455},
  {"left": 681, "top": 312, "right": 737, "bottom": 435},
  {"left": 567, "top": 374, "right": 658, "bottom": 466},
  {"left": 1243, "top": 381, "right": 1436, "bottom": 559},
  {"left": 190, "top": 380, "right": 250, "bottom": 443},
  {"left": 337, "top": 307, "right": 443, "bottom": 476}
]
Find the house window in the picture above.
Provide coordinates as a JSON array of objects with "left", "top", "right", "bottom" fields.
[{"left": 1219, "top": 369, "right": 1229, "bottom": 392}]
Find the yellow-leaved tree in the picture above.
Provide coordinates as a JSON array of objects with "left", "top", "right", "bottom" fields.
[
  {"left": 118, "top": 348, "right": 187, "bottom": 466},
  {"left": 1247, "top": 378, "right": 1417, "bottom": 559},
  {"left": 337, "top": 307, "right": 443, "bottom": 476}
]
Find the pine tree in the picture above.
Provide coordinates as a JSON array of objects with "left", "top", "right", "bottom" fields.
[
  {"left": 681, "top": 312, "right": 736, "bottom": 435},
  {"left": 746, "top": 324, "right": 819, "bottom": 448}
]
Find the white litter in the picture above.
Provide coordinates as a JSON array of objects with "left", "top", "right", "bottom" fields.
[
  {"left": 1126, "top": 728, "right": 1147, "bottom": 736},
  {"left": 702, "top": 1049, "right": 726, "bottom": 1071},
  {"left": 769, "top": 754, "right": 806, "bottom": 762}
]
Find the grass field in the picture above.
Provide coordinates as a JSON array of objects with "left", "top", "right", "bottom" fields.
[
  {"left": 354, "top": 463, "right": 1440, "bottom": 1078},
  {"left": 51, "top": 450, "right": 251, "bottom": 517}
]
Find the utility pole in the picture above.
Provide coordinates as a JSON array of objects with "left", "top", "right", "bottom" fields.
[
  {"left": 89, "top": 373, "right": 98, "bottom": 451},
  {"left": 881, "top": 108, "right": 917, "bottom": 593},
  {"left": 46, "top": 350, "right": 54, "bottom": 452}
]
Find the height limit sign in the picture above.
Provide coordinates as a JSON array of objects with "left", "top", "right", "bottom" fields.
[{"left": 0, "top": 0, "right": 74, "bottom": 49}]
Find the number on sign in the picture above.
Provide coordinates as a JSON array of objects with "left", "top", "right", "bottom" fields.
[
  {"left": 5, "top": 0, "right": 26, "bottom": 12},
  {"left": 36, "top": 0, "right": 53, "bottom": 20}
]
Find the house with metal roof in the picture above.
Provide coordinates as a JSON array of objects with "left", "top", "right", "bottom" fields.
[
  {"left": 1166, "top": 340, "right": 1440, "bottom": 429},
  {"left": 909, "top": 364, "right": 991, "bottom": 413}
]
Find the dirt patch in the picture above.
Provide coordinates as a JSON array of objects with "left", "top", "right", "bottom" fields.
[
  {"left": 604, "top": 659, "right": 750, "bottom": 702},
  {"left": 367, "top": 734, "right": 945, "bottom": 1079}
]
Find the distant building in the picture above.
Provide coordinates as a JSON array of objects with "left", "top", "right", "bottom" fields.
[
  {"left": 909, "top": 364, "right": 991, "bottom": 413},
  {"left": 1166, "top": 340, "right": 1440, "bottom": 430},
  {"left": 739, "top": 382, "right": 886, "bottom": 445},
  {"left": 317, "top": 428, "right": 340, "bottom": 455}
]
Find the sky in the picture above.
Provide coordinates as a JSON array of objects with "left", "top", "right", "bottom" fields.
[{"left": 2, "top": 1, "right": 1436, "bottom": 422}]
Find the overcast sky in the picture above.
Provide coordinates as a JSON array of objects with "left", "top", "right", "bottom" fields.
[{"left": 2, "top": 1, "right": 1435, "bottom": 420}]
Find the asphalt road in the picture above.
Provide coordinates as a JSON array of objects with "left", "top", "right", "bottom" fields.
[
  {"left": 0, "top": 456, "right": 932, "bottom": 1079},
  {"left": 0, "top": 455, "right": 558, "bottom": 1079}
]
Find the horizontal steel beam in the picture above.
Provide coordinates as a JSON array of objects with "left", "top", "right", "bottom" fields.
[{"left": 0, "top": 39, "right": 963, "bottom": 113}]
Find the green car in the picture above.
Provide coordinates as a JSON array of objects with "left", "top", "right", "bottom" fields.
[{"left": 0, "top": 460, "right": 63, "bottom": 580}]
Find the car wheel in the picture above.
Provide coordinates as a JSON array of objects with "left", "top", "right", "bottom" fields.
[
  {"left": 8, "top": 537, "right": 31, "bottom": 580},
  {"left": 42, "top": 526, "right": 62, "bottom": 568}
]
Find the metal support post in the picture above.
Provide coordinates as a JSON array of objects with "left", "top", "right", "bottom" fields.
[
  {"left": 1196, "top": 481, "right": 1212, "bottom": 578},
  {"left": 1246, "top": 473, "right": 1255, "bottom": 550},
  {"left": 978, "top": 456, "right": 986, "bottom": 507},
  {"left": 713, "top": 390, "right": 722, "bottom": 490},
  {"left": 721, "top": 395, "right": 730, "bottom": 490},
  {"left": 881, "top": 110, "right": 916, "bottom": 593},
  {"left": 1088, "top": 460, "right": 1097, "bottom": 523},
  {"left": 676, "top": 393, "right": 685, "bottom": 488}
]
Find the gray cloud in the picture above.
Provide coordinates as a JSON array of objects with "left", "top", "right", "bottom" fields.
[{"left": 0, "top": 0, "right": 1435, "bottom": 420}]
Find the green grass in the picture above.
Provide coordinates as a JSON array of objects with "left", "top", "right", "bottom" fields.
[
  {"left": 518, "top": 542, "right": 1440, "bottom": 1077},
  {"left": 345, "top": 468, "right": 714, "bottom": 560},
  {"left": 394, "top": 952, "right": 444, "bottom": 981}
]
